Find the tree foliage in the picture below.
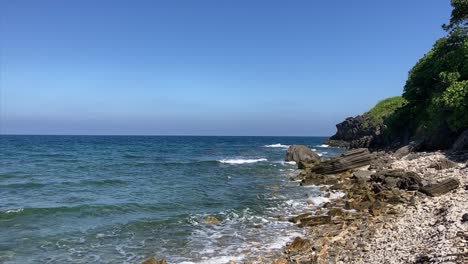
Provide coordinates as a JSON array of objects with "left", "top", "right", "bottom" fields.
[
  {"left": 444, "top": 0, "right": 468, "bottom": 31},
  {"left": 385, "top": 1, "right": 468, "bottom": 148}
]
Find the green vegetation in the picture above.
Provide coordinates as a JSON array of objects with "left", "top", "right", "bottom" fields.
[
  {"left": 383, "top": 0, "right": 468, "bottom": 148},
  {"left": 366, "top": 96, "right": 407, "bottom": 126}
]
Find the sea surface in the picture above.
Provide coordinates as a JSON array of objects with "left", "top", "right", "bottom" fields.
[{"left": 0, "top": 135, "right": 344, "bottom": 263}]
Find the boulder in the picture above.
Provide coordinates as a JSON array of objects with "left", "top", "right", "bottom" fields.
[
  {"left": 394, "top": 141, "right": 423, "bottom": 158},
  {"left": 451, "top": 129, "right": 468, "bottom": 152},
  {"left": 285, "top": 145, "right": 321, "bottom": 164},
  {"left": 310, "top": 148, "right": 375, "bottom": 175},
  {"left": 420, "top": 178, "right": 460, "bottom": 196}
]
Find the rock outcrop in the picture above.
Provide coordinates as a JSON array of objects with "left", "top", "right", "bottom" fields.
[
  {"left": 285, "top": 145, "right": 320, "bottom": 165},
  {"left": 325, "top": 114, "right": 384, "bottom": 149}
]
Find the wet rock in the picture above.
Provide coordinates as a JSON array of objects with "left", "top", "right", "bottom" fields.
[
  {"left": 300, "top": 173, "right": 339, "bottom": 186},
  {"left": 297, "top": 215, "right": 332, "bottom": 227},
  {"left": 204, "top": 216, "right": 221, "bottom": 225},
  {"left": 285, "top": 145, "right": 321, "bottom": 164},
  {"left": 286, "top": 237, "right": 311, "bottom": 254},
  {"left": 142, "top": 257, "right": 167, "bottom": 264},
  {"left": 311, "top": 148, "right": 375, "bottom": 175},
  {"left": 289, "top": 213, "right": 312, "bottom": 224},
  {"left": 420, "top": 178, "right": 460, "bottom": 196}
]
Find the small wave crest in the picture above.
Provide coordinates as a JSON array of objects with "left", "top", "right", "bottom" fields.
[
  {"left": 218, "top": 158, "right": 267, "bottom": 165},
  {"left": 264, "top": 143, "right": 289, "bottom": 148},
  {"left": 315, "top": 144, "right": 330, "bottom": 148}
]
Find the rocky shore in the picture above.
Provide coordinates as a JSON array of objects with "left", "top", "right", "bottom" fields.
[
  {"left": 143, "top": 146, "right": 467, "bottom": 264},
  {"left": 269, "top": 147, "right": 467, "bottom": 264}
]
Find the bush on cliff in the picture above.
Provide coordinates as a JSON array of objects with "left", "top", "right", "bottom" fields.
[{"left": 366, "top": 96, "right": 407, "bottom": 127}]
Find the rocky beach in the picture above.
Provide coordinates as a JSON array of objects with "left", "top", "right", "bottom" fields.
[{"left": 274, "top": 147, "right": 467, "bottom": 264}]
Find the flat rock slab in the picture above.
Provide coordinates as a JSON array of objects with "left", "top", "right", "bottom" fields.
[
  {"left": 311, "top": 148, "right": 375, "bottom": 175},
  {"left": 420, "top": 178, "right": 460, "bottom": 196}
]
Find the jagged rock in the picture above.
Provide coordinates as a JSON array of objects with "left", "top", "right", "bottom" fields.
[
  {"left": 142, "top": 258, "right": 167, "bottom": 264},
  {"left": 451, "top": 129, "right": 468, "bottom": 151},
  {"left": 371, "top": 169, "right": 423, "bottom": 190},
  {"left": 325, "top": 114, "right": 384, "bottom": 149},
  {"left": 300, "top": 173, "right": 339, "bottom": 186},
  {"left": 286, "top": 237, "right": 312, "bottom": 254},
  {"left": 285, "top": 145, "right": 321, "bottom": 165},
  {"left": 311, "top": 148, "right": 375, "bottom": 175},
  {"left": 420, "top": 178, "right": 460, "bottom": 196},
  {"left": 297, "top": 215, "right": 332, "bottom": 227},
  {"left": 289, "top": 213, "right": 312, "bottom": 224},
  {"left": 429, "top": 158, "right": 458, "bottom": 170}
]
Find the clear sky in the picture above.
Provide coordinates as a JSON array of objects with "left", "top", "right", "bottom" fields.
[{"left": 0, "top": 0, "right": 451, "bottom": 136}]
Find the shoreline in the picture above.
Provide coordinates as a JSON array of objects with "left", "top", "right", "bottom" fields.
[{"left": 266, "top": 149, "right": 467, "bottom": 264}]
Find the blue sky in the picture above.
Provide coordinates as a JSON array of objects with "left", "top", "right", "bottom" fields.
[{"left": 1, "top": 0, "right": 451, "bottom": 136}]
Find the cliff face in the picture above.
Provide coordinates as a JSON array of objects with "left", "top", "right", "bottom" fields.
[{"left": 326, "top": 114, "right": 384, "bottom": 149}]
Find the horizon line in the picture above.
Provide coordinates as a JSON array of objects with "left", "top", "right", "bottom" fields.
[{"left": 0, "top": 133, "right": 332, "bottom": 138}]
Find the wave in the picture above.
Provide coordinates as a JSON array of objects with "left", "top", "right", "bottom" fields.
[
  {"left": 218, "top": 158, "right": 267, "bottom": 165},
  {"left": 264, "top": 143, "right": 289, "bottom": 148},
  {"left": 315, "top": 144, "right": 329, "bottom": 148}
]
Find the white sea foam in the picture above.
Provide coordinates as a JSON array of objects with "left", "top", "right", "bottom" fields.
[
  {"left": 315, "top": 144, "right": 330, "bottom": 148},
  {"left": 179, "top": 255, "right": 246, "bottom": 264},
  {"left": 218, "top": 158, "right": 267, "bottom": 164},
  {"left": 312, "top": 148, "right": 317, "bottom": 151},
  {"left": 308, "top": 196, "right": 330, "bottom": 205},
  {"left": 264, "top": 143, "right": 289, "bottom": 148},
  {"left": 4, "top": 208, "right": 24, "bottom": 214},
  {"left": 329, "top": 191, "right": 346, "bottom": 200}
]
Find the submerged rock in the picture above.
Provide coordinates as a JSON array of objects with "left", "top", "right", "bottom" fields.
[
  {"left": 142, "top": 257, "right": 167, "bottom": 264},
  {"left": 204, "top": 216, "right": 221, "bottom": 225},
  {"left": 285, "top": 145, "right": 321, "bottom": 165}
]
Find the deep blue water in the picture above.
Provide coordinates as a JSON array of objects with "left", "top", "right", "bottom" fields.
[{"left": 0, "top": 136, "right": 342, "bottom": 263}]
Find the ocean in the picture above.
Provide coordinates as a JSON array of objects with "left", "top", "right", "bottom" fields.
[{"left": 0, "top": 135, "right": 343, "bottom": 263}]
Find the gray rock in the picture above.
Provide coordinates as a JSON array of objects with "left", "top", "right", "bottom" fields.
[
  {"left": 429, "top": 158, "right": 458, "bottom": 170},
  {"left": 371, "top": 169, "right": 423, "bottom": 190},
  {"left": 352, "top": 170, "right": 374, "bottom": 183},
  {"left": 311, "top": 148, "right": 375, "bottom": 175},
  {"left": 285, "top": 145, "right": 320, "bottom": 164},
  {"left": 462, "top": 213, "right": 468, "bottom": 223}
]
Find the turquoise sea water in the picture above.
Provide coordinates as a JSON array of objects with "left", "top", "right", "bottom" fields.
[{"left": 0, "top": 136, "right": 343, "bottom": 263}]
